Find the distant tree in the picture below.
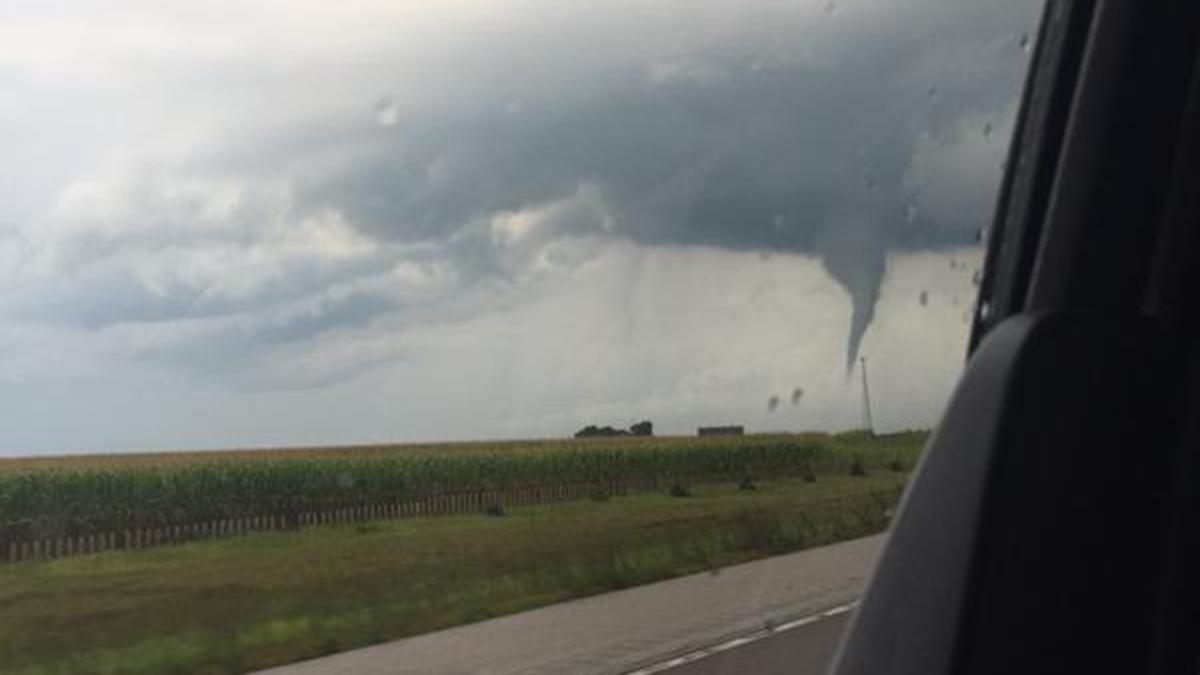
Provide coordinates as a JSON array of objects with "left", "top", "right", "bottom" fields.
[
  {"left": 574, "top": 425, "right": 630, "bottom": 438},
  {"left": 630, "top": 420, "right": 653, "bottom": 436}
]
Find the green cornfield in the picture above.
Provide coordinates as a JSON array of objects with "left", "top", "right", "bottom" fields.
[{"left": 0, "top": 432, "right": 927, "bottom": 545}]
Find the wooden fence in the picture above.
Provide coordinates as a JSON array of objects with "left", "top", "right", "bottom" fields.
[{"left": 0, "top": 478, "right": 679, "bottom": 564}]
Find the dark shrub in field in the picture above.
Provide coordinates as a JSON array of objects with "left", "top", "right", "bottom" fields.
[
  {"left": 669, "top": 483, "right": 691, "bottom": 498},
  {"left": 887, "top": 459, "right": 907, "bottom": 472},
  {"left": 801, "top": 466, "right": 818, "bottom": 482},
  {"left": 738, "top": 477, "right": 757, "bottom": 491},
  {"left": 485, "top": 504, "right": 505, "bottom": 517},
  {"left": 849, "top": 459, "right": 867, "bottom": 477}
]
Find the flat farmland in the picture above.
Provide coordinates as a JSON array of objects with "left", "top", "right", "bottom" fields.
[
  {"left": 0, "top": 431, "right": 924, "bottom": 471},
  {"left": 0, "top": 432, "right": 925, "bottom": 556},
  {"left": 0, "top": 431, "right": 927, "bottom": 675}
]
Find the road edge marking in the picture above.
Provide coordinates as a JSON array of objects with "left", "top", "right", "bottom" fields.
[{"left": 622, "top": 601, "right": 857, "bottom": 675}]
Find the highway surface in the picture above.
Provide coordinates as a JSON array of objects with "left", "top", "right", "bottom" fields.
[
  {"left": 630, "top": 611, "right": 850, "bottom": 675},
  {"left": 251, "top": 535, "right": 882, "bottom": 675}
]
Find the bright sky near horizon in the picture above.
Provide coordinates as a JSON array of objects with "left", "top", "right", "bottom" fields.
[{"left": 0, "top": 0, "right": 1041, "bottom": 455}]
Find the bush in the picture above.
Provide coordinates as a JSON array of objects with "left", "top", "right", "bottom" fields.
[
  {"left": 669, "top": 483, "right": 691, "bottom": 498},
  {"left": 887, "top": 459, "right": 907, "bottom": 472},
  {"left": 485, "top": 504, "right": 505, "bottom": 517},
  {"left": 801, "top": 467, "right": 817, "bottom": 483},
  {"left": 738, "top": 477, "right": 757, "bottom": 491},
  {"left": 849, "top": 459, "right": 867, "bottom": 477},
  {"left": 589, "top": 486, "right": 611, "bottom": 502}
]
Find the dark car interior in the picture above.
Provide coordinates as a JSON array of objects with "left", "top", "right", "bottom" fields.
[{"left": 832, "top": 1, "right": 1200, "bottom": 673}]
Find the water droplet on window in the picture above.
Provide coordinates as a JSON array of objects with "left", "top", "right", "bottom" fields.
[
  {"left": 949, "top": 258, "right": 958, "bottom": 270},
  {"left": 926, "top": 86, "right": 939, "bottom": 102},
  {"left": 919, "top": 290, "right": 929, "bottom": 307},
  {"left": 375, "top": 98, "right": 398, "bottom": 127},
  {"left": 791, "top": 388, "right": 804, "bottom": 404},
  {"left": 767, "top": 395, "right": 780, "bottom": 412},
  {"left": 864, "top": 175, "right": 878, "bottom": 192},
  {"left": 1019, "top": 32, "right": 1031, "bottom": 54},
  {"left": 972, "top": 270, "right": 983, "bottom": 287},
  {"left": 951, "top": 296, "right": 960, "bottom": 307},
  {"left": 823, "top": 1, "right": 837, "bottom": 16},
  {"left": 983, "top": 122, "right": 994, "bottom": 138},
  {"left": 979, "top": 301, "right": 993, "bottom": 321},
  {"left": 772, "top": 214, "right": 785, "bottom": 229},
  {"left": 904, "top": 204, "right": 918, "bottom": 223}
]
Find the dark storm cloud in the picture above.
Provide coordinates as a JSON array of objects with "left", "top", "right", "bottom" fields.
[
  {"left": 279, "top": 0, "right": 1039, "bottom": 371},
  {"left": 250, "top": 291, "right": 396, "bottom": 344},
  {"left": 9, "top": 0, "right": 1041, "bottom": 378}
]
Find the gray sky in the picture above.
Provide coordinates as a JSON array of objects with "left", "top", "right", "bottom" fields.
[{"left": 0, "top": 0, "right": 1042, "bottom": 455}]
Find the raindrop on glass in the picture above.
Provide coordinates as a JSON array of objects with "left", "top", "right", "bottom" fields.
[
  {"left": 823, "top": 1, "right": 837, "bottom": 16},
  {"left": 791, "top": 388, "right": 804, "bottom": 404},
  {"left": 904, "top": 204, "right": 918, "bottom": 223},
  {"left": 979, "top": 301, "right": 993, "bottom": 322},
  {"left": 768, "top": 395, "right": 781, "bottom": 412},
  {"left": 918, "top": 290, "right": 929, "bottom": 307},
  {"left": 975, "top": 225, "right": 990, "bottom": 244},
  {"left": 1019, "top": 32, "right": 1031, "bottom": 54},
  {"left": 926, "top": 86, "right": 939, "bottom": 102},
  {"left": 983, "top": 122, "right": 994, "bottom": 138},
  {"left": 375, "top": 97, "right": 398, "bottom": 127},
  {"left": 864, "top": 175, "right": 878, "bottom": 192},
  {"left": 972, "top": 269, "right": 983, "bottom": 287}
]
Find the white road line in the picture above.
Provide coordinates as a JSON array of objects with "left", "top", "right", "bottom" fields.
[{"left": 622, "top": 602, "right": 857, "bottom": 675}]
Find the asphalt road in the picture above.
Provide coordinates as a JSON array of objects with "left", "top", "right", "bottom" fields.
[
  {"left": 251, "top": 535, "right": 882, "bottom": 675},
  {"left": 648, "top": 613, "right": 849, "bottom": 675}
]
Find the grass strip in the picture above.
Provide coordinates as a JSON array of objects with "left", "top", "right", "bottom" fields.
[{"left": 0, "top": 471, "right": 905, "bottom": 675}]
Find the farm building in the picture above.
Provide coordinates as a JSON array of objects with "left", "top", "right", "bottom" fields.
[{"left": 697, "top": 425, "right": 745, "bottom": 436}]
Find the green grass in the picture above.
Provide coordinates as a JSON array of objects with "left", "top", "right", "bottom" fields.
[{"left": 0, "top": 471, "right": 908, "bottom": 675}]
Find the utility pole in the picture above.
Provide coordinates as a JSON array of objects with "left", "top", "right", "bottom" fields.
[{"left": 860, "top": 355, "right": 875, "bottom": 435}]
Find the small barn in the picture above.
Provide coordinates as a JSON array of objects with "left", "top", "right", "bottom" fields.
[{"left": 697, "top": 425, "right": 745, "bottom": 436}]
